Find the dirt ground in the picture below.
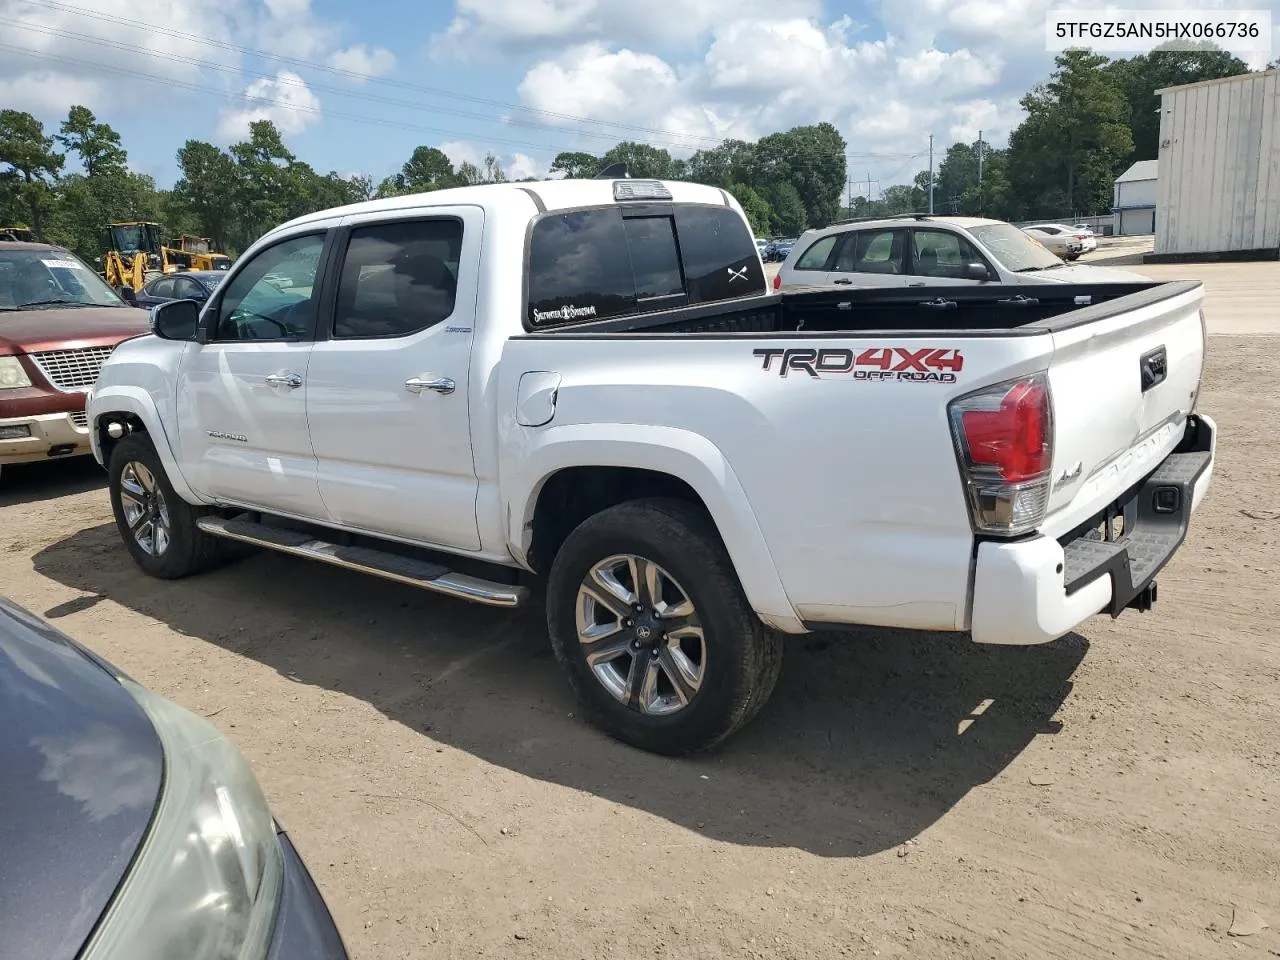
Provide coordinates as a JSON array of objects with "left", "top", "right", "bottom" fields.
[{"left": 2, "top": 279, "right": 1279, "bottom": 958}]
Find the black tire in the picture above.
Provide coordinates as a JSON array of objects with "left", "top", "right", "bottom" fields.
[
  {"left": 108, "top": 432, "right": 237, "bottom": 579},
  {"left": 546, "top": 498, "right": 784, "bottom": 756}
]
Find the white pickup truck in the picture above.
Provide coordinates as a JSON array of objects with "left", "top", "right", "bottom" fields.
[{"left": 86, "top": 176, "right": 1216, "bottom": 755}]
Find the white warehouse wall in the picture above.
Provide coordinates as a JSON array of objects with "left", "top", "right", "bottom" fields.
[{"left": 1155, "top": 70, "right": 1280, "bottom": 256}]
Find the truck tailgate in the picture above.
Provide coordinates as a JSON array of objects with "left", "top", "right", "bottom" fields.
[{"left": 1040, "top": 281, "right": 1206, "bottom": 537}]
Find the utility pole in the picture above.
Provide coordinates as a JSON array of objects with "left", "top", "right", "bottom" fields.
[
  {"left": 977, "top": 129, "right": 983, "bottom": 185},
  {"left": 867, "top": 172, "right": 873, "bottom": 206},
  {"left": 927, "top": 134, "right": 935, "bottom": 215},
  {"left": 847, "top": 176, "right": 853, "bottom": 215}
]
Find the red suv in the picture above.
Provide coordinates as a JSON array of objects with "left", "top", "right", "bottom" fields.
[{"left": 1, "top": 242, "right": 150, "bottom": 477}]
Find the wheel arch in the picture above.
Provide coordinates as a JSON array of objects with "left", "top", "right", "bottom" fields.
[
  {"left": 508, "top": 423, "right": 805, "bottom": 634},
  {"left": 88, "top": 386, "right": 201, "bottom": 503}
]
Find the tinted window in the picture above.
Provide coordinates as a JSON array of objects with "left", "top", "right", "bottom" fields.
[
  {"left": 528, "top": 207, "right": 635, "bottom": 327},
  {"left": 333, "top": 219, "right": 462, "bottom": 339},
  {"left": 623, "top": 217, "right": 683, "bottom": 300},
  {"left": 795, "top": 235, "right": 838, "bottom": 270},
  {"left": 173, "top": 276, "right": 204, "bottom": 299},
  {"left": 832, "top": 229, "right": 905, "bottom": 275},
  {"left": 149, "top": 277, "right": 175, "bottom": 299},
  {"left": 673, "top": 205, "right": 764, "bottom": 303},
  {"left": 910, "top": 229, "right": 985, "bottom": 279},
  {"left": 214, "top": 233, "right": 324, "bottom": 342}
]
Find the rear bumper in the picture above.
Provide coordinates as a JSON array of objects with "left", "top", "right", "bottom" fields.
[
  {"left": 0, "top": 409, "right": 92, "bottom": 465},
  {"left": 970, "top": 414, "right": 1215, "bottom": 645}
]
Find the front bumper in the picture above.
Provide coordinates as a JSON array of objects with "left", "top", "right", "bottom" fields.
[
  {"left": 267, "top": 830, "right": 348, "bottom": 960},
  {"left": 0, "top": 409, "right": 92, "bottom": 464},
  {"left": 970, "top": 414, "right": 1216, "bottom": 645}
]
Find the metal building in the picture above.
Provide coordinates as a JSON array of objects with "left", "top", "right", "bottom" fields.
[
  {"left": 1150, "top": 69, "right": 1280, "bottom": 261},
  {"left": 1113, "top": 160, "right": 1158, "bottom": 236}
]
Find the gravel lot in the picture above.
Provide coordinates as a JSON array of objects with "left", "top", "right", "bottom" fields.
[{"left": 2, "top": 260, "right": 1277, "bottom": 959}]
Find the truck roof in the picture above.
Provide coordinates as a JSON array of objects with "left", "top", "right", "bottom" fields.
[{"left": 270, "top": 179, "right": 739, "bottom": 236}]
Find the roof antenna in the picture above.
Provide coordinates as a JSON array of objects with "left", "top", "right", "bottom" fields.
[{"left": 594, "top": 162, "right": 629, "bottom": 179}]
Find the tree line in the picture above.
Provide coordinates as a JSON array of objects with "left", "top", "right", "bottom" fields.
[
  {"left": 856, "top": 45, "right": 1274, "bottom": 224},
  {"left": 1, "top": 44, "right": 1275, "bottom": 263}
]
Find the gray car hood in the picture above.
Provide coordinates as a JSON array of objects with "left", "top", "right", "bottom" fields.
[
  {"left": 0, "top": 596, "right": 163, "bottom": 960},
  {"left": 1021, "top": 263, "right": 1152, "bottom": 283}
]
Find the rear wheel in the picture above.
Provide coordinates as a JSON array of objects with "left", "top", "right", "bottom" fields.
[
  {"left": 546, "top": 498, "right": 783, "bottom": 756},
  {"left": 108, "top": 433, "right": 239, "bottom": 579}
]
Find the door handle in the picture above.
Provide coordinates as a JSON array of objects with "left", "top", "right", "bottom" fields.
[
  {"left": 908, "top": 282, "right": 926, "bottom": 287},
  {"left": 265, "top": 373, "right": 303, "bottom": 388},
  {"left": 831, "top": 278, "right": 853, "bottom": 285},
  {"left": 405, "top": 376, "right": 456, "bottom": 396}
]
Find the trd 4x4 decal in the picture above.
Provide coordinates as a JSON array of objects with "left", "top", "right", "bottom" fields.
[{"left": 753, "top": 347, "right": 964, "bottom": 383}]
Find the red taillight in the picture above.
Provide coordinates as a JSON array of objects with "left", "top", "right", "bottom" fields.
[
  {"left": 949, "top": 373, "right": 1054, "bottom": 536},
  {"left": 772, "top": 272, "right": 782, "bottom": 290},
  {"left": 960, "top": 380, "right": 1051, "bottom": 484}
]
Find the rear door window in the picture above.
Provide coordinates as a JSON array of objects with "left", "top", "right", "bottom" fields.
[
  {"left": 673, "top": 204, "right": 764, "bottom": 303},
  {"left": 832, "top": 229, "right": 905, "bottom": 275},
  {"left": 333, "top": 219, "right": 464, "bottom": 339},
  {"left": 528, "top": 208, "right": 636, "bottom": 327},
  {"left": 909, "top": 229, "right": 985, "bottom": 279}
]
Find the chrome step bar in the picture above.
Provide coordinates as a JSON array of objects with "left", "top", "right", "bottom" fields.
[{"left": 196, "top": 515, "right": 528, "bottom": 608}]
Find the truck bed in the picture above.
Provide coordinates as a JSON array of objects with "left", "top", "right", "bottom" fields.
[{"left": 518, "top": 280, "right": 1195, "bottom": 339}]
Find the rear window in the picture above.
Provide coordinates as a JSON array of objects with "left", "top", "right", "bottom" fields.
[
  {"left": 528, "top": 208, "right": 635, "bottom": 326},
  {"left": 623, "top": 216, "right": 683, "bottom": 300},
  {"left": 526, "top": 202, "right": 763, "bottom": 328},
  {"left": 673, "top": 205, "right": 764, "bottom": 304}
]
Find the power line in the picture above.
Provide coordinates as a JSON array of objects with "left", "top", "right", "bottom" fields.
[
  {"left": 3, "top": 43, "right": 927, "bottom": 186},
  {"left": 11, "top": 0, "right": 923, "bottom": 165}
]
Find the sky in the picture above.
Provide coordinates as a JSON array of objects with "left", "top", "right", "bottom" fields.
[{"left": 1, "top": 0, "right": 1276, "bottom": 194}]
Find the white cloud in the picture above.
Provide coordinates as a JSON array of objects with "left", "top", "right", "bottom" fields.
[
  {"left": 433, "top": 0, "right": 824, "bottom": 59},
  {"left": 0, "top": 0, "right": 390, "bottom": 146},
  {"left": 514, "top": 17, "right": 1013, "bottom": 162},
  {"left": 0, "top": 71, "right": 105, "bottom": 117},
  {"left": 327, "top": 44, "right": 397, "bottom": 80},
  {"left": 217, "top": 70, "right": 321, "bottom": 141}
]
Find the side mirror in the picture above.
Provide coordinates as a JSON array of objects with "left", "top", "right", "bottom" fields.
[
  {"left": 149, "top": 299, "right": 200, "bottom": 341},
  {"left": 118, "top": 285, "right": 137, "bottom": 305},
  {"left": 963, "top": 262, "right": 990, "bottom": 281}
]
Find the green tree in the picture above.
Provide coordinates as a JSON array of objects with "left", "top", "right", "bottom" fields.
[
  {"left": 725, "top": 180, "right": 772, "bottom": 235},
  {"left": 400, "top": 146, "right": 460, "bottom": 191},
  {"left": 746, "top": 124, "right": 846, "bottom": 229},
  {"left": 56, "top": 105, "right": 126, "bottom": 176},
  {"left": 172, "top": 139, "right": 239, "bottom": 250},
  {"left": 0, "top": 110, "right": 64, "bottom": 239},
  {"left": 481, "top": 152, "right": 506, "bottom": 183},
  {"left": 1006, "top": 49, "right": 1133, "bottom": 217},
  {"left": 345, "top": 174, "right": 375, "bottom": 202},
  {"left": 550, "top": 151, "right": 600, "bottom": 179},
  {"left": 228, "top": 120, "right": 298, "bottom": 247},
  {"left": 598, "top": 141, "right": 678, "bottom": 179},
  {"left": 761, "top": 181, "right": 806, "bottom": 236},
  {"left": 1105, "top": 43, "right": 1249, "bottom": 162},
  {"left": 687, "top": 139, "right": 755, "bottom": 187}
]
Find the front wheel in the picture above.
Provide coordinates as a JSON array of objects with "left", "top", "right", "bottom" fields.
[
  {"left": 546, "top": 498, "right": 783, "bottom": 756},
  {"left": 108, "top": 433, "right": 240, "bottom": 579}
]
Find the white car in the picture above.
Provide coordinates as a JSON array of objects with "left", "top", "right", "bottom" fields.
[
  {"left": 774, "top": 215, "right": 1139, "bottom": 291},
  {"left": 87, "top": 178, "right": 1215, "bottom": 756},
  {"left": 1026, "top": 223, "right": 1098, "bottom": 257}
]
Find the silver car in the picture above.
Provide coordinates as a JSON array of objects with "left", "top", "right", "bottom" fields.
[{"left": 773, "top": 215, "right": 1143, "bottom": 290}]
